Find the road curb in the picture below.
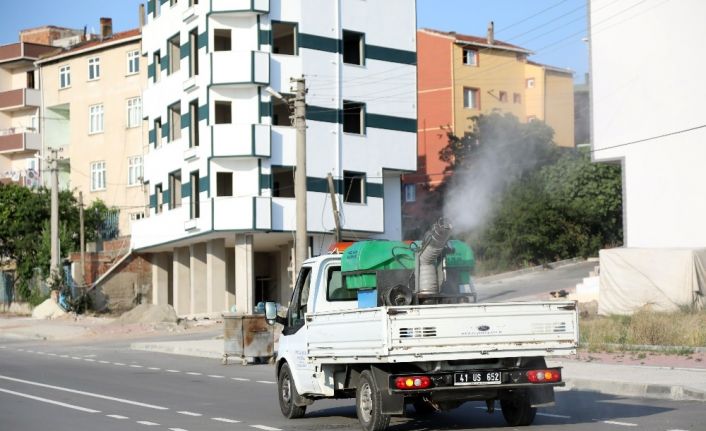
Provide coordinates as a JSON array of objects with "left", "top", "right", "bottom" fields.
[
  {"left": 130, "top": 341, "right": 223, "bottom": 360},
  {"left": 564, "top": 378, "right": 706, "bottom": 402}
]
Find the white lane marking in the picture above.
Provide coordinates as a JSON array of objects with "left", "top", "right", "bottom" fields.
[
  {"left": 232, "top": 377, "right": 250, "bottom": 382},
  {"left": 107, "top": 414, "right": 129, "bottom": 419},
  {"left": 26, "top": 350, "right": 34, "bottom": 353},
  {"left": 17, "top": 349, "right": 24, "bottom": 351},
  {"left": 99, "top": 361, "right": 110, "bottom": 364},
  {"left": 48, "top": 353, "right": 57, "bottom": 357},
  {"left": 169, "top": 428, "right": 189, "bottom": 431},
  {"left": 83, "top": 355, "right": 97, "bottom": 358},
  {"left": 666, "top": 429, "right": 690, "bottom": 431},
  {"left": 251, "top": 425, "right": 282, "bottom": 431},
  {"left": 36, "top": 351, "right": 45, "bottom": 355},
  {"left": 0, "top": 374, "right": 169, "bottom": 410},
  {"left": 177, "top": 411, "right": 202, "bottom": 416},
  {"left": 256, "top": 380, "right": 276, "bottom": 385},
  {"left": 84, "top": 359, "right": 95, "bottom": 362},
  {"left": 71, "top": 356, "right": 82, "bottom": 360},
  {"left": 0, "top": 346, "right": 6, "bottom": 349},
  {"left": 213, "top": 417, "right": 241, "bottom": 423},
  {"left": 113, "top": 362, "right": 126, "bottom": 366},
  {"left": 166, "top": 369, "right": 180, "bottom": 373},
  {"left": 60, "top": 355, "right": 69, "bottom": 358},
  {"left": 137, "top": 420, "right": 160, "bottom": 426},
  {"left": 148, "top": 367, "right": 160, "bottom": 371},
  {"left": 208, "top": 375, "right": 224, "bottom": 379},
  {"left": 537, "top": 412, "right": 571, "bottom": 419},
  {"left": 603, "top": 420, "right": 638, "bottom": 427},
  {"left": 130, "top": 365, "right": 144, "bottom": 368},
  {"left": 186, "top": 372, "right": 202, "bottom": 376},
  {"left": 0, "top": 387, "right": 101, "bottom": 413}
]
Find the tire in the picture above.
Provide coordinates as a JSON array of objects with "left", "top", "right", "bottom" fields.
[
  {"left": 500, "top": 390, "right": 536, "bottom": 427},
  {"left": 278, "top": 363, "right": 306, "bottom": 419},
  {"left": 412, "top": 399, "right": 437, "bottom": 416},
  {"left": 356, "top": 370, "right": 391, "bottom": 431}
]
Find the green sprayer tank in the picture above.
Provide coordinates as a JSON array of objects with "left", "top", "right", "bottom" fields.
[{"left": 341, "top": 241, "right": 415, "bottom": 290}]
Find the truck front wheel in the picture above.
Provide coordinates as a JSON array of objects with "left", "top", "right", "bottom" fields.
[
  {"left": 500, "top": 390, "right": 536, "bottom": 426},
  {"left": 356, "top": 370, "right": 390, "bottom": 431},
  {"left": 278, "top": 363, "right": 306, "bottom": 419}
]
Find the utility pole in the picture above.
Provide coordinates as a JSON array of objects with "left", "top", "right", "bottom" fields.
[
  {"left": 292, "top": 77, "right": 308, "bottom": 274},
  {"left": 79, "top": 191, "right": 85, "bottom": 286},
  {"left": 48, "top": 148, "right": 61, "bottom": 278},
  {"left": 326, "top": 173, "right": 342, "bottom": 243}
]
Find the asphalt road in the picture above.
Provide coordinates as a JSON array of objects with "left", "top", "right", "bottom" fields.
[
  {"left": 474, "top": 261, "right": 597, "bottom": 302},
  {"left": 1, "top": 336, "right": 704, "bottom": 431}
]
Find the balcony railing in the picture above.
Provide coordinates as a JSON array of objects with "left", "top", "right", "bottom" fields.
[
  {"left": 0, "top": 127, "right": 40, "bottom": 154},
  {"left": 212, "top": 124, "right": 270, "bottom": 158},
  {"left": 210, "top": 51, "right": 269, "bottom": 86},
  {"left": 0, "top": 88, "right": 40, "bottom": 111}
]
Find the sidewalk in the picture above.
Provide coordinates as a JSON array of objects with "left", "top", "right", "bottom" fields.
[{"left": 130, "top": 337, "right": 706, "bottom": 403}]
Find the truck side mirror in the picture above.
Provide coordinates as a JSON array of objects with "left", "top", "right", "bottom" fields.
[{"left": 265, "top": 301, "right": 278, "bottom": 325}]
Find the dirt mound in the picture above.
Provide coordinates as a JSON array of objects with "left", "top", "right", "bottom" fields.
[
  {"left": 32, "top": 298, "right": 67, "bottom": 319},
  {"left": 118, "top": 304, "right": 178, "bottom": 324}
]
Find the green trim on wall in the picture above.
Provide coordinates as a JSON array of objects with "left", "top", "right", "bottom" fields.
[
  {"left": 299, "top": 33, "right": 339, "bottom": 53},
  {"left": 147, "top": 0, "right": 155, "bottom": 15},
  {"left": 367, "top": 44, "right": 417, "bottom": 65},
  {"left": 305, "top": 105, "right": 416, "bottom": 133},
  {"left": 148, "top": 63, "right": 155, "bottom": 80}
]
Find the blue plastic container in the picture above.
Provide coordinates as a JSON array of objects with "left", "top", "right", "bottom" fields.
[{"left": 357, "top": 289, "right": 378, "bottom": 309}]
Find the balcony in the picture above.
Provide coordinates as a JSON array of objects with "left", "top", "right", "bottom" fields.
[
  {"left": 0, "top": 127, "right": 40, "bottom": 154},
  {"left": 210, "top": 0, "right": 269, "bottom": 15},
  {"left": 212, "top": 124, "right": 271, "bottom": 158},
  {"left": 0, "top": 88, "right": 40, "bottom": 112},
  {"left": 213, "top": 196, "right": 271, "bottom": 231},
  {"left": 210, "top": 51, "right": 269, "bottom": 86}
]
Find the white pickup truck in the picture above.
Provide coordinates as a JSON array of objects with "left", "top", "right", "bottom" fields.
[{"left": 266, "top": 252, "right": 579, "bottom": 431}]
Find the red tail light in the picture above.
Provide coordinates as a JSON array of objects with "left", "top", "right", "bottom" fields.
[
  {"left": 394, "top": 375, "right": 432, "bottom": 390},
  {"left": 527, "top": 369, "right": 562, "bottom": 383}
]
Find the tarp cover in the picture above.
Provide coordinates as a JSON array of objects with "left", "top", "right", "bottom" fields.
[{"left": 598, "top": 248, "right": 706, "bottom": 315}]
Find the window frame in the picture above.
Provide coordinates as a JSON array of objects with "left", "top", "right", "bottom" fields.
[
  {"left": 271, "top": 165, "right": 295, "bottom": 198},
  {"left": 87, "top": 57, "right": 101, "bottom": 81},
  {"left": 190, "top": 170, "right": 200, "bottom": 219},
  {"left": 126, "top": 96, "right": 142, "bottom": 129},
  {"left": 343, "top": 170, "right": 366, "bottom": 204},
  {"left": 216, "top": 171, "right": 233, "bottom": 197},
  {"left": 169, "top": 170, "right": 182, "bottom": 209},
  {"left": 463, "top": 87, "right": 480, "bottom": 110},
  {"left": 189, "top": 99, "right": 199, "bottom": 147},
  {"left": 59, "top": 65, "right": 71, "bottom": 89},
  {"left": 213, "top": 28, "right": 232, "bottom": 52},
  {"left": 90, "top": 161, "right": 106, "bottom": 192},
  {"left": 342, "top": 30, "right": 365, "bottom": 66},
  {"left": 154, "top": 117, "right": 163, "bottom": 148},
  {"left": 127, "top": 155, "right": 143, "bottom": 187},
  {"left": 155, "top": 183, "right": 164, "bottom": 213},
  {"left": 326, "top": 265, "right": 356, "bottom": 302},
  {"left": 214, "top": 100, "right": 232, "bottom": 124},
  {"left": 499, "top": 91, "right": 508, "bottom": 103},
  {"left": 188, "top": 27, "right": 199, "bottom": 77},
  {"left": 153, "top": 51, "right": 161, "bottom": 82},
  {"left": 88, "top": 103, "right": 104, "bottom": 134},
  {"left": 463, "top": 48, "right": 479, "bottom": 66},
  {"left": 168, "top": 102, "right": 182, "bottom": 142},
  {"left": 127, "top": 50, "right": 140, "bottom": 75},
  {"left": 168, "top": 33, "right": 181, "bottom": 74},
  {"left": 342, "top": 100, "right": 366, "bottom": 135},
  {"left": 271, "top": 21, "right": 298, "bottom": 56},
  {"left": 513, "top": 93, "right": 522, "bottom": 104},
  {"left": 404, "top": 183, "right": 416, "bottom": 203},
  {"left": 526, "top": 78, "right": 536, "bottom": 89}
]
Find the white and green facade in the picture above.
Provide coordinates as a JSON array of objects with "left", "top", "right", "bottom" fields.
[{"left": 134, "top": 0, "right": 417, "bottom": 315}]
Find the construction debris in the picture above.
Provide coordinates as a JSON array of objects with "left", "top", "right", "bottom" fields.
[
  {"left": 117, "top": 303, "right": 178, "bottom": 324},
  {"left": 32, "top": 297, "right": 67, "bottom": 319}
]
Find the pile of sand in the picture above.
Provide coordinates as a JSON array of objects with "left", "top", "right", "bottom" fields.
[
  {"left": 32, "top": 298, "right": 67, "bottom": 319},
  {"left": 118, "top": 303, "right": 178, "bottom": 324}
]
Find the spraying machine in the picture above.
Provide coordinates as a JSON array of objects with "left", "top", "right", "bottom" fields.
[{"left": 266, "top": 220, "right": 579, "bottom": 431}]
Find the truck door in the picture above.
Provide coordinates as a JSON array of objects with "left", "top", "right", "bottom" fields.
[{"left": 281, "top": 265, "right": 317, "bottom": 393}]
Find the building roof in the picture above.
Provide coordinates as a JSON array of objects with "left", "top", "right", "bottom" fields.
[
  {"left": 420, "top": 28, "right": 533, "bottom": 55},
  {"left": 36, "top": 28, "right": 141, "bottom": 64},
  {"left": 526, "top": 60, "right": 573, "bottom": 76}
]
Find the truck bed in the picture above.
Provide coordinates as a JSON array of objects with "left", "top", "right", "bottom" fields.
[{"left": 306, "top": 301, "right": 578, "bottom": 364}]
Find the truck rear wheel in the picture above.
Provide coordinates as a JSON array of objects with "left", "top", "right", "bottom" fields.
[
  {"left": 356, "top": 370, "right": 390, "bottom": 431},
  {"left": 278, "top": 363, "right": 306, "bottom": 419},
  {"left": 500, "top": 390, "right": 536, "bottom": 426}
]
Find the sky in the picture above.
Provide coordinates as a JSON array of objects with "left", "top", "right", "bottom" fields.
[{"left": 0, "top": 0, "right": 589, "bottom": 82}]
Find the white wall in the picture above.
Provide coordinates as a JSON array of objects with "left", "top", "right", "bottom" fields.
[{"left": 590, "top": 0, "right": 706, "bottom": 247}]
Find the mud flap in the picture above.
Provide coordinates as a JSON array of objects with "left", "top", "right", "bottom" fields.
[
  {"left": 370, "top": 366, "right": 405, "bottom": 415},
  {"left": 529, "top": 386, "right": 555, "bottom": 407}
]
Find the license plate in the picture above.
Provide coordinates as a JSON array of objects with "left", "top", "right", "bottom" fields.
[{"left": 454, "top": 371, "right": 502, "bottom": 386}]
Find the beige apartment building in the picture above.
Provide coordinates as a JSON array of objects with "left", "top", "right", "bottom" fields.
[{"left": 37, "top": 20, "right": 147, "bottom": 236}]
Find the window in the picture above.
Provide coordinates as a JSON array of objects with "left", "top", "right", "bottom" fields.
[
  {"left": 127, "top": 50, "right": 140, "bottom": 75},
  {"left": 127, "top": 156, "right": 143, "bottom": 186},
  {"left": 342, "top": 30, "right": 364, "bottom": 65},
  {"left": 327, "top": 266, "right": 356, "bottom": 301},
  {"left": 404, "top": 183, "right": 416, "bottom": 203},
  {"left": 89, "top": 104, "right": 104, "bottom": 134},
  {"left": 526, "top": 78, "right": 535, "bottom": 89},
  {"left": 343, "top": 171, "right": 365, "bottom": 204},
  {"left": 90, "top": 161, "right": 106, "bottom": 191},
  {"left": 463, "top": 87, "right": 479, "bottom": 109},
  {"left": 272, "top": 22, "right": 297, "bottom": 55},
  {"left": 272, "top": 166, "right": 295, "bottom": 198},
  {"left": 189, "top": 28, "right": 199, "bottom": 76},
  {"left": 169, "top": 171, "right": 182, "bottom": 209},
  {"left": 154, "top": 118, "right": 162, "bottom": 147},
  {"left": 463, "top": 48, "right": 478, "bottom": 66},
  {"left": 155, "top": 183, "right": 163, "bottom": 213},
  {"left": 288, "top": 266, "right": 312, "bottom": 330},
  {"left": 189, "top": 99, "right": 199, "bottom": 147},
  {"left": 343, "top": 101, "right": 365, "bottom": 134},
  {"left": 169, "top": 102, "right": 181, "bottom": 141},
  {"left": 189, "top": 0, "right": 198, "bottom": 5},
  {"left": 168, "top": 34, "right": 180, "bottom": 73},
  {"left": 59, "top": 65, "right": 71, "bottom": 89},
  {"left": 216, "top": 172, "right": 233, "bottom": 197},
  {"left": 272, "top": 93, "right": 292, "bottom": 126},
  {"left": 513, "top": 93, "right": 522, "bottom": 104},
  {"left": 214, "top": 29, "right": 231, "bottom": 51},
  {"left": 88, "top": 57, "right": 100, "bottom": 80},
  {"left": 130, "top": 212, "right": 145, "bottom": 221},
  {"left": 215, "top": 101, "right": 231, "bottom": 124},
  {"left": 127, "top": 97, "right": 142, "bottom": 128},
  {"left": 499, "top": 91, "right": 508, "bottom": 103},
  {"left": 153, "top": 51, "right": 161, "bottom": 82},
  {"left": 170, "top": 0, "right": 177, "bottom": 6},
  {"left": 26, "top": 71, "right": 35, "bottom": 89},
  {"left": 190, "top": 171, "right": 200, "bottom": 219}
]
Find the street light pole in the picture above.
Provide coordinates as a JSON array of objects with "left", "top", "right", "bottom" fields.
[
  {"left": 292, "top": 77, "right": 308, "bottom": 274},
  {"left": 48, "top": 148, "right": 61, "bottom": 278}
]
